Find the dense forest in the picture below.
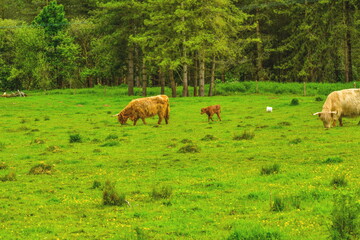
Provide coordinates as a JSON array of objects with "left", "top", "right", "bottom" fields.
[{"left": 0, "top": 0, "right": 359, "bottom": 96}]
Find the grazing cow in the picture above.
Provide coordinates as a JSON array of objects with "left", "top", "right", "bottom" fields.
[
  {"left": 201, "top": 105, "right": 221, "bottom": 122},
  {"left": 114, "top": 95, "right": 170, "bottom": 126},
  {"left": 313, "top": 89, "right": 360, "bottom": 128}
]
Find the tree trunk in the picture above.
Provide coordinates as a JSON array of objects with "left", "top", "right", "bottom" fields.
[
  {"left": 127, "top": 46, "right": 134, "bottom": 96},
  {"left": 208, "top": 56, "right": 216, "bottom": 96},
  {"left": 199, "top": 56, "right": 205, "bottom": 97},
  {"left": 256, "top": 9, "right": 264, "bottom": 81},
  {"left": 169, "top": 69, "right": 176, "bottom": 98},
  {"left": 344, "top": 0, "right": 353, "bottom": 83},
  {"left": 159, "top": 68, "right": 165, "bottom": 95},
  {"left": 193, "top": 59, "right": 198, "bottom": 97},
  {"left": 142, "top": 60, "right": 147, "bottom": 97}
]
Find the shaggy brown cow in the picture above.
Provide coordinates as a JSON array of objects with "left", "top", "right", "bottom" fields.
[
  {"left": 313, "top": 89, "right": 360, "bottom": 128},
  {"left": 201, "top": 105, "right": 221, "bottom": 122},
  {"left": 114, "top": 95, "right": 170, "bottom": 126}
]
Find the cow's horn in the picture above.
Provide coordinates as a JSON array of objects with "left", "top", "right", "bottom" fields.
[
  {"left": 313, "top": 112, "right": 322, "bottom": 115},
  {"left": 330, "top": 111, "right": 337, "bottom": 114},
  {"left": 112, "top": 114, "right": 119, "bottom": 117}
]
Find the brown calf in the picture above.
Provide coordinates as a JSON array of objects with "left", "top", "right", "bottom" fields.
[{"left": 201, "top": 105, "right": 221, "bottom": 122}]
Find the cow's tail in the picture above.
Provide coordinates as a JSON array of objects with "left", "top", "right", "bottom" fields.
[{"left": 165, "top": 99, "right": 170, "bottom": 122}]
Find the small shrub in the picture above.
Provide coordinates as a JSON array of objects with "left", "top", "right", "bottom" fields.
[
  {"left": 201, "top": 134, "right": 218, "bottom": 141},
  {"left": 330, "top": 193, "right": 360, "bottom": 240},
  {"left": 290, "top": 98, "right": 299, "bottom": 105},
  {"left": 331, "top": 175, "right": 348, "bottom": 188},
  {"left": 103, "top": 180, "right": 127, "bottom": 206},
  {"left": 323, "top": 157, "right": 344, "bottom": 164},
  {"left": 69, "top": 134, "right": 82, "bottom": 143},
  {"left": 0, "top": 172, "right": 16, "bottom": 182},
  {"left": 315, "top": 96, "right": 323, "bottom": 102},
  {"left": 151, "top": 185, "right": 173, "bottom": 200},
  {"left": 178, "top": 144, "right": 200, "bottom": 153},
  {"left": 261, "top": 164, "right": 280, "bottom": 175},
  {"left": 271, "top": 195, "right": 285, "bottom": 212},
  {"left": 233, "top": 130, "right": 255, "bottom": 140},
  {"left": 29, "top": 163, "right": 54, "bottom": 175}
]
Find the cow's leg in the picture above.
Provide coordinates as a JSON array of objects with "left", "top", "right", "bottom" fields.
[
  {"left": 332, "top": 119, "right": 336, "bottom": 127},
  {"left": 339, "top": 117, "right": 343, "bottom": 126},
  {"left": 216, "top": 112, "right": 221, "bottom": 121},
  {"left": 158, "top": 115, "right": 163, "bottom": 125},
  {"left": 133, "top": 118, "right": 138, "bottom": 126},
  {"left": 165, "top": 116, "right": 169, "bottom": 124},
  {"left": 141, "top": 118, "right": 147, "bottom": 125},
  {"left": 210, "top": 113, "right": 214, "bottom": 121}
]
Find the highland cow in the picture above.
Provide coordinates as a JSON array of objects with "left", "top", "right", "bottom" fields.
[
  {"left": 201, "top": 105, "right": 221, "bottom": 122},
  {"left": 114, "top": 95, "right": 170, "bottom": 126},
  {"left": 313, "top": 89, "right": 360, "bottom": 128}
]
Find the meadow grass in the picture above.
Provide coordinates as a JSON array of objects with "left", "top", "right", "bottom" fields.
[{"left": 0, "top": 85, "right": 360, "bottom": 239}]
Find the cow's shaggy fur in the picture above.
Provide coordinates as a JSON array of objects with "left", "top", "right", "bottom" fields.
[
  {"left": 114, "top": 95, "right": 170, "bottom": 126},
  {"left": 313, "top": 89, "right": 360, "bottom": 128},
  {"left": 201, "top": 105, "right": 221, "bottom": 122}
]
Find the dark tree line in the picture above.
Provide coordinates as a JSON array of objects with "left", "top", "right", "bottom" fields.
[{"left": 0, "top": 0, "right": 359, "bottom": 96}]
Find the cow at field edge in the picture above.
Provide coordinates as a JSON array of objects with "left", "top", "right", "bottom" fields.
[
  {"left": 201, "top": 105, "right": 221, "bottom": 122},
  {"left": 313, "top": 89, "right": 360, "bottom": 128},
  {"left": 113, "top": 95, "right": 170, "bottom": 126}
]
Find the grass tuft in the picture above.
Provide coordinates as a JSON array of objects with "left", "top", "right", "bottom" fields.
[
  {"left": 69, "top": 134, "right": 82, "bottom": 143},
  {"left": 261, "top": 164, "right": 280, "bottom": 175},
  {"left": 323, "top": 157, "right": 344, "bottom": 164},
  {"left": 201, "top": 134, "right": 218, "bottom": 141},
  {"left": 103, "top": 180, "right": 127, "bottom": 206},
  {"left": 331, "top": 175, "right": 348, "bottom": 187},
  {"left": 151, "top": 185, "right": 173, "bottom": 200},
  {"left": 270, "top": 195, "right": 285, "bottom": 212},
  {"left": 228, "top": 222, "right": 283, "bottom": 240},
  {"left": 0, "top": 142, "right": 5, "bottom": 151},
  {"left": 290, "top": 98, "right": 299, "bottom": 105},
  {"left": 0, "top": 172, "right": 16, "bottom": 182},
  {"left": 233, "top": 130, "right": 255, "bottom": 140},
  {"left": 0, "top": 162, "right": 7, "bottom": 170},
  {"left": 29, "top": 163, "right": 54, "bottom": 175},
  {"left": 178, "top": 144, "right": 200, "bottom": 153}
]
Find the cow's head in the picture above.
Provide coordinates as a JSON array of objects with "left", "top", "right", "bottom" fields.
[
  {"left": 113, "top": 112, "right": 129, "bottom": 125},
  {"left": 200, "top": 108, "right": 206, "bottom": 114},
  {"left": 313, "top": 111, "right": 337, "bottom": 128}
]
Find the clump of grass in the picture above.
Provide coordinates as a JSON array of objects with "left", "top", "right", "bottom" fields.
[
  {"left": 228, "top": 222, "right": 283, "bottom": 240},
  {"left": 100, "top": 141, "right": 119, "bottom": 147},
  {"left": 0, "top": 172, "right": 16, "bottom": 182},
  {"left": 44, "top": 116, "right": 50, "bottom": 121},
  {"left": 91, "top": 180, "right": 102, "bottom": 189},
  {"left": 270, "top": 195, "right": 285, "bottom": 212},
  {"left": 315, "top": 96, "right": 323, "bottom": 102},
  {"left": 330, "top": 193, "right": 360, "bottom": 240},
  {"left": 290, "top": 98, "right": 299, "bottom": 105},
  {"left": 289, "top": 138, "right": 302, "bottom": 144},
  {"left": 331, "top": 175, "right": 348, "bottom": 188},
  {"left": 278, "top": 121, "right": 291, "bottom": 126},
  {"left": 33, "top": 138, "right": 45, "bottom": 144},
  {"left": 29, "top": 163, "right": 54, "bottom": 175},
  {"left": 178, "top": 144, "right": 200, "bottom": 153},
  {"left": 151, "top": 185, "right": 173, "bottom": 200},
  {"left": 323, "top": 157, "right": 344, "bottom": 164},
  {"left": 103, "top": 180, "right": 127, "bottom": 206},
  {"left": 46, "top": 145, "right": 62, "bottom": 153},
  {"left": 201, "top": 134, "right": 218, "bottom": 141},
  {"left": 180, "top": 138, "right": 193, "bottom": 144},
  {"left": 105, "top": 134, "right": 118, "bottom": 140},
  {"left": 233, "top": 130, "right": 255, "bottom": 140},
  {"left": 0, "top": 142, "right": 5, "bottom": 151},
  {"left": 69, "top": 134, "right": 82, "bottom": 143},
  {"left": 261, "top": 164, "right": 280, "bottom": 175},
  {"left": 0, "top": 162, "right": 7, "bottom": 170}
]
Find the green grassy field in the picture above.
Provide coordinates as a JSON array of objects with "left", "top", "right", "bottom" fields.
[{"left": 0, "top": 88, "right": 359, "bottom": 239}]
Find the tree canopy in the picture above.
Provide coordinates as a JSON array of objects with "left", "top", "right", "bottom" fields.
[{"left": 0, "top": 0, "right": 359, "bottom": 95}]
